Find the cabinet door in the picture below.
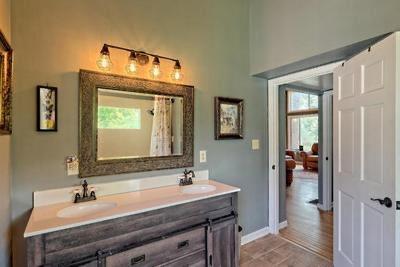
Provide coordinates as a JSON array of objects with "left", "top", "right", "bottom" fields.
[{"left": 210, "top": 218, "right": 237, "bottom": 267}]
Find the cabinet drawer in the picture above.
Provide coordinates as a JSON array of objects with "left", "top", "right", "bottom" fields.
[
  {"left": 106, "top": 227, "right": 205, "bottom": 267},
  {"left": 160, "top": 250, "right": 206, "bottom": 267}
]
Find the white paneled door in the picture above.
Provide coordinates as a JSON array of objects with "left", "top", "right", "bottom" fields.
[{"left": 333, "top": 33, "right": 399, "bottom": 267}]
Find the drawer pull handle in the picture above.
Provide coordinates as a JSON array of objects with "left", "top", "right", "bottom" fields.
[
  {"left": 177, "top": 240, "right": 189, "bottom": 249},
  {"left": 131, "top": 254, "right": 145, "bottom": 265}
]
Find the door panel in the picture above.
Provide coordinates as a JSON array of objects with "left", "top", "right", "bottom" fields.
[
  {"left": 361, "top": 60, "right": 384, "bottom": 94},
  {"left": 361, "top": 203, "right": 383, "bottom": 267},
  {"left": 334, "top": 33, "right": 397, "bottom": 267},
  {"left": 361, "top": 104, "right": 384, "bottom": 184},
  {"left": 338, "top": 108, "right": 355, "bottom": 176},
  {"left": 338, "top": 190, "right": 354, "bottom": 265},
  {"left": 338, "top": 72, "right": 355, "bottom": 100}
]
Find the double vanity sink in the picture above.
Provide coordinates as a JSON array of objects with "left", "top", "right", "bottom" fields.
[
  {"left": 56, "top": 184, "right": 217, "bottom": 219},
  {"left": 25, "top": 180, "right": 239, "bottom": 267}
]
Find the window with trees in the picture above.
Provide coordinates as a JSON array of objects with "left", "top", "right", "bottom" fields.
[
  {"left": 98, "top": 106, "right": 141, "bottom": 129},
  {"left": 287, "top": 91, "right": 319, "bottom": 151}
]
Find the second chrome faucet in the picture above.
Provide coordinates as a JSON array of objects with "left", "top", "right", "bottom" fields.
[{"left": 179, "top": 169, "right": 195, "bottom": 186}]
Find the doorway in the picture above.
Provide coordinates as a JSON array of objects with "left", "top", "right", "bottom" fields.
[
  {"left": 278, "top": 77, "right": 334, "bottom": 260},
  {"left": 267, "top": 62, "right": 341, "bottom": 260}
]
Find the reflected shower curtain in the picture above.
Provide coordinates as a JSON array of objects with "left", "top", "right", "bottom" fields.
[{"left": 150, "top": 96, "right": 172, "bottom": 156}]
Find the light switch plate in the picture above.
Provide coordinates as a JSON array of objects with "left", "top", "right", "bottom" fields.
[
  {"left": 252, "top": 139, "right": 260, "bottom": 150},
  {"left": 66, "top": 156, "right": 79, "bottom": 176},
  {"left": 200, "top": 150, "right": 207, "bottom": 163}
]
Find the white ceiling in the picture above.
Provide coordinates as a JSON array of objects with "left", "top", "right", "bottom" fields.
[{"left": 288, "top": 73, "right": 333, "bottom": 91}]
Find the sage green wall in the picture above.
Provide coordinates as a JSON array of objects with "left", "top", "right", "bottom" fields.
[
  {"left": 0, "top": 0, "right": 11, "bottom": 265},
  {"left": 250, "top": 0, "right": 400, "bottom": 75},
  {"left": 11, "top": 0, "right": 267, "bottom": 266}
]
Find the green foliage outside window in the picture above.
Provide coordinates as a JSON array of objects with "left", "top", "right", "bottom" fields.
[
  {"left": 289, "top": 91, "right": 318, "bottom": 111},
  {"left": 98, "top": 106, "right": 141, "bottom": 129},
  {"left": 300, "top": 116, "right": 318, "bottom": 151}
]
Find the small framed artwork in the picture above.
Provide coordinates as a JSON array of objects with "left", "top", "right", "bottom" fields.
[
  {"left": 37, "top": 85, "right": 57, "bottom": 131},
  {"left": 215, "top": 97, "right": 243, "bottom": 139}
]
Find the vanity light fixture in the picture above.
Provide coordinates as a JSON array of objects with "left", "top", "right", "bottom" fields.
[
  {"left": 149, "top": 56, "right": 161, "bottom": 79},
  {"left": 96, "top": 45, "right": 112, "bottom": 72},
  {"left": 125, "top": 51, "right": 138, "bottom": 75},
  {"left": 171, "top": 60, "right": 183, "bottom": 81},
  {"left": 96, "top": 44, "right": 183, "bottom": 81}
]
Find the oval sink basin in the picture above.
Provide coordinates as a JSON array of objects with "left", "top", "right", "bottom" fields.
[
  {"left": 57, "top": 202, "right": 117, "bottom": 219},
  {"left": 181, "top": 184, "right": 217, "bottom": 195}
]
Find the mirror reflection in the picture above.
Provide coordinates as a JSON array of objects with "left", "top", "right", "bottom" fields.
[{"left": 97, "top": 88, "right": 184, "bottom": 160}]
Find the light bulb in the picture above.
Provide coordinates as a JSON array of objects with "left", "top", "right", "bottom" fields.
[
  {"left": 125, "top": 51, "right": 138, "bottom": 75},
  {"left": 171, "top": 60, "right": 183, "bottom": 81},
  {"left": 96, "top": 45, "right": 112, "bottom": 71},
  {"left": 149, "top": 57, "right": 162, "bottom": 79}
]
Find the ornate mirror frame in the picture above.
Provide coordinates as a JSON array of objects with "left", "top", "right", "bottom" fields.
[
  {"left": 79, "top": 70, "right": 194, "bottom": 177},
  {"left": 0, "top": 30, "right": 13, "bottom": 134}
]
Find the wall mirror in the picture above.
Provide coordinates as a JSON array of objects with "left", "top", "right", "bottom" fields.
[
  {"left": 79, "top": 70, "right": 194, "bottom": 177},
  {"left": 0, "top": 30, "right": 13, "bottom": 134}
]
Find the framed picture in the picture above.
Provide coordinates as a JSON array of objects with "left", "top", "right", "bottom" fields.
[
  {"left": 0, "top": 29, "right": 13, "bottom": 135},
  {"left": 214, "top": 97, "right": 243, "bottom": 139},
  {"left": 37, "top": 86, "right": 57, "bottom": 131}
]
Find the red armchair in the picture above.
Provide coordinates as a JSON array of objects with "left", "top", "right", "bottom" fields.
[
  {"left": 285, "top": 150, "right": 296, "bottom": 186},
  {"left": 300, "top": 143, "right": 319, "bottom": 170}
]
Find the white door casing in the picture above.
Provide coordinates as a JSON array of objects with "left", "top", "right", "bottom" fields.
[
  {"left": 267, "top": 61, "right": 343, "bottom": 234},
  {"left": 333, "top": 33, "right": 398, "bottom": 267},
  {"left": 321, "top": 91, "right": 333, "bottom": 211}
]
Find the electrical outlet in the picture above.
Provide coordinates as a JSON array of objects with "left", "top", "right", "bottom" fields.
[
  {"left": 200, "top": 150, "right": 207, "bottom": 163},
  {"left": 252, "top": 139, "right": 260, "bottom": 150},
  {"left": 66, "top": 156, "right": 79, "bottom": 176}
]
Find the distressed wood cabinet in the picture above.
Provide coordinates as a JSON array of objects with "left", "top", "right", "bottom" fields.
[{"left": 27, "top": 193, "right": 238, "bottom": 267}]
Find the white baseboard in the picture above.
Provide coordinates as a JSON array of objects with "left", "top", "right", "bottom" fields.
[
  {"left": 241, "top": 227, "right": 270, "bottom": 245},
  {"left": 317, "top": 203, "right": 333, "bottom": 211},
  {"left": 279, "top": 220, "right": 288, "bottom": 229},
  {"left": 241, "top": 221, "right": 288, "bottom": 246}
]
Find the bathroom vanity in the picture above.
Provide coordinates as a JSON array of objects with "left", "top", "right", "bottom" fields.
[
  {"left": 25, "top": 72, "right": 240, "bottom": 266},
  {"left": 25, "top": 180, "right": 240, "bottom": 267}
]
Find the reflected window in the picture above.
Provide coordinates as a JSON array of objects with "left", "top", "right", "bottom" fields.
[{"left": 98, "top": 106, "right": 141, "bottom": 129}]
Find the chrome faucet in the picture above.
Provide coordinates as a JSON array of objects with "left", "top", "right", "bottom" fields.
[
  {"left": 179, "top": 169, "right": 195, "bottom": 186},
  {"left": 74, "top": 180, "right": 97, "bottom": 203}
]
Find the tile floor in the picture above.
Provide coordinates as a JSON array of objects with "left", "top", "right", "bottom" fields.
[{"left": 240, "top": 234, "right": 332, "bottom": 267}]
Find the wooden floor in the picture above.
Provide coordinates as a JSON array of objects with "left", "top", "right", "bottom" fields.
[
  {"left": 279, "top": 169, "right": 333, "bottom": 260},
  {"left": 240, "top": 234, "right": 332, "bottom": 267}
]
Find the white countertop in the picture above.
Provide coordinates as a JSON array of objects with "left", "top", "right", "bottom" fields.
[{"left": 24, "top": 180, "right": 240, "bottom": 238}]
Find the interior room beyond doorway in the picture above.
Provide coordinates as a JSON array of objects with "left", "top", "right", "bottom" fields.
[{"left": 280, "top": 74, "right": 334, "bottom": 261}]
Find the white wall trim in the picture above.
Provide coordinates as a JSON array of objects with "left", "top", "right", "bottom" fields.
[
  {"left": 279, "top": 220, "right": 288, "bottom": 229},
  {"left": 321, "top": 91, "right": 334, "bottom": 211},
  {"left": 241, "top": 227, "right": 270, "bottom": 245},
  {"left": 240, "top": 221, "right": 288, "bottom": 246},
  {"left": 34, "top": 170, "right": 209, "bottom": 207},
  {"left": 267, "top": 61, "right": 343, "bottom": 234}
]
